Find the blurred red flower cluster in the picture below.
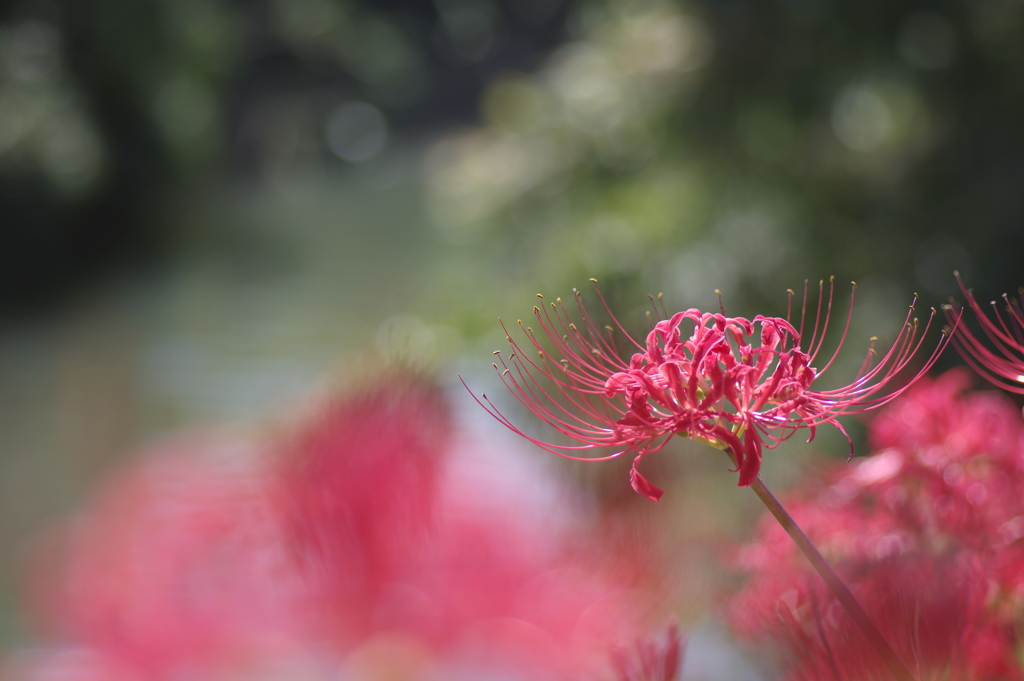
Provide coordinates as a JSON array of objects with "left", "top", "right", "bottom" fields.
[
  {"left": 730, "top": 368, "right": 1024, "bottom": 679},
  {"left": 6, "top": 374, "right": 680, "bottom": 681}
]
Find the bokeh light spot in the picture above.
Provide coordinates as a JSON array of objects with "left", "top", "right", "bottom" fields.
[
  {"left": 325, "top": 102, "right": 388, "bottom": 163},
  {"left": 832, "top": 85, "right": 891, "bottom": 153},
  {"left": 480, "top": 75, "right": 549, "bottom": 132},
  {"left": 6, "top": 21, "right": 61, "bottom": 82}
]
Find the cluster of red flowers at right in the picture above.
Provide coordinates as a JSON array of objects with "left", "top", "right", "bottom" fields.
[{"left": 730, "top": 368, "right": 1024, "bottom": 680}]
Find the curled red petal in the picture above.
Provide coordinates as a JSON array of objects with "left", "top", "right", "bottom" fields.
[{"left": 630, "top": 453, "right": 664, "bottom": 502}]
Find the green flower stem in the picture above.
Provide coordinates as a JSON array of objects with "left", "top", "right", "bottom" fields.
[{"left": 745, "top": 470, "right": 917, "bottom": 681}]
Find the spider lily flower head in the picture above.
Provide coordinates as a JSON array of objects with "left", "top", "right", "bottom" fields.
[
  {"left": 946, "top": 271, "right": 1024, "bottom": 396},
  {"left": 466, "top": 279, "right": 954, "bottom": 501}
]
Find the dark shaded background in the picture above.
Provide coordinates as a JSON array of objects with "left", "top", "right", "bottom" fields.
[
  {"left": 1, "top": 0, "right": 1022, "bottom": 652},
  {"left": 0, "top": 0, "right": 575, "bottom": 317},
  {"left": 3, "top": 0, "right": 1023, "bottom": 319}
]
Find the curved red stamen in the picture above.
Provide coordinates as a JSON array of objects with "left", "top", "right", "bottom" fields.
[{"left": 947, "top": 273, "right": 1024, "bottom": 394}]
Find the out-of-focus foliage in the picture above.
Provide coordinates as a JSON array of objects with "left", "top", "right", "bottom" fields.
[
  {"left": 0, "top": 0, "right": 570, "bottom": 315},
  {"left": 4, "top": 0, "right": 1024, "bottom": 321},
  {"left": 422, "top": 0, "right": 1024, "bottom": 332}
]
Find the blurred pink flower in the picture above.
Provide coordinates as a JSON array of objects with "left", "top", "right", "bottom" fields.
[
  {"left": 30, "top": 432, "right": 311, "bottom": 680},
  {"left": 0, "top": 649, "right": 141, "bottom": 681},
  {"left": 948, "top": 272, "right": 1024, "bottom": 397},
  {"left": 278, "top": 374, "right": 450, "bottom": 641},
  {"left": 730, "top": 369, "right": 1024, "bottom": 680},
  {"left": 469, "top": 279, "right": 950, "bottom": 500},
  {"left": 280, "top": 376, "right": 666, "bottom": 678},
  {"left": 24, "top": 374, "right": 671, "bottom": 681}
]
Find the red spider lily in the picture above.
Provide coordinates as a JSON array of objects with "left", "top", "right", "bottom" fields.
[
  {"left": 947, "top": 271, "right": 1024, "bottom": 396},
  {"left": 467, "top": 279, "right": 954, "bottom": 501},
  {"left": 738, "top": 551, "right": 973, "bottom": 681},
  {"left": 730, "top": 369, "right": 1024, "bottom": 680}
]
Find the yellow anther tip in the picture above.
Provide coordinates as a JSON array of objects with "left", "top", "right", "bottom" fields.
[
  {"left": 536, "top": 293, "right": 544, "bottom": 298},
  {"left": 829, "top": 275, "right": 835, "bottom": 282},
  {"left": 589, "top": 278, "right": 598, "bottom": 283}
]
